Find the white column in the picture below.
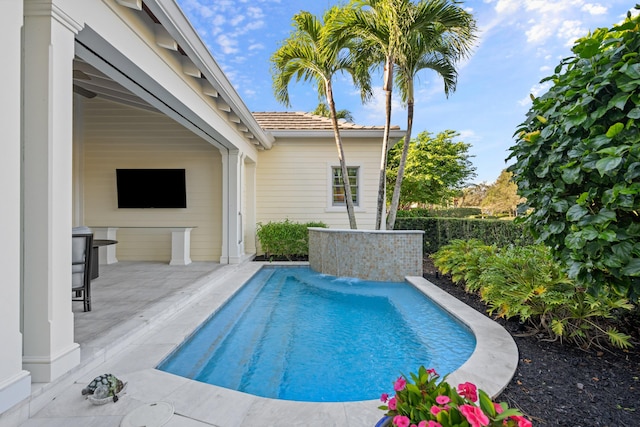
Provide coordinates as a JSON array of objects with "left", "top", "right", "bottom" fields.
[
  {"left": 22, "top": 1, "right": 82, "bottom": 383},
  {"left": 244, "top": 159, "right": 257, "bottom": 255},
  {"left": 219, "top": 150, "right": 229, "bottom": 263},
  {"left": 219, "top": 150, "right": 245, "bottom": 264},
  {"left": 0, "top": 0, "right": 31, "bottom": 415}
]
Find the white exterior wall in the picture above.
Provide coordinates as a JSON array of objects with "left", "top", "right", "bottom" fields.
[
  {"left": 82, "top": 98, "right": 222, "bottom": 261},
  {"left": 256, "top": 138, "right": 382, "bottom": 231},
  {"left": 0, "top": 0, "right": 31, "bottom": 416}
]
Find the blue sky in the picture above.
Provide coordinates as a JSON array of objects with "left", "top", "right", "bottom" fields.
[{"left": 176, "top": 0, "right": 637, "bottom": 184}]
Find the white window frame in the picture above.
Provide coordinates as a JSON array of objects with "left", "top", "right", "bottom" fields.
[{"left": 326, "top": 163, "right": 365, "bottom": 212}]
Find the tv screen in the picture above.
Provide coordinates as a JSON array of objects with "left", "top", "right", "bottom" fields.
[{"left": 116, "top": 169, "right": 187, "bottom": 208}]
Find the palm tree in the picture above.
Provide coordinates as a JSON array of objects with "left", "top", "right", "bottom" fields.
[
  {"left": 336, "top": 0, "right": 476, "bottom": 229},
  {"left": 387, "top": 1, "right": 476, "bottom": 229},
  {"left": 311, "top": 102, "right": 354, "bottom": 122},
  {"left": 271, "top": 8, "right": 371, "bottom": 229}
]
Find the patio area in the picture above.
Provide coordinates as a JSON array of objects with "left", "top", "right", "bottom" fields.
[
  {"left": 12, "top": 261, "right": 516, "bottom": 427},
  {"left": 15, "top": 261, "right": 386, "bottom": 427}
]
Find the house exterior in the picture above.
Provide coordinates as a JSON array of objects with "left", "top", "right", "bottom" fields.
[{"left": 0, "top": 0, "right": 401, "bottom": 421}]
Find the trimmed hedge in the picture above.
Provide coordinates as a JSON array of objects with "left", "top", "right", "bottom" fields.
[
  {"left": 256, "top": 219, "right": 327, "bottom": 260},
  {"left": 396, "top": 207, "right": 482, "bottom": 218},
  {"left": 395, "top": 217, "right": 533, "bottom": 254}
]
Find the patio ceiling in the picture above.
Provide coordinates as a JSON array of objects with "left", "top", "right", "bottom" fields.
[{"left": 73, "top": 58, "right": 159, "bottom": 113}]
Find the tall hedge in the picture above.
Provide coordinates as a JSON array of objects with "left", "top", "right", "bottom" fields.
[
  {"left": 395, "top": 217, "right": 532, "bottom": 254},
  {"left": 508, "top": 8, "right": 640, "bottom": 299}
]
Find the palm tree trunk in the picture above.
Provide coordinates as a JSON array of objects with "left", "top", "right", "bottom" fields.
[
  {"left": 326, "top": 81, "right": 357, "bottom": 229},
  {"left": 375, "top": 56, "right": 394, "bottom": 230},
  {"left": 386, "top": 98, "right": 413, "bottom": 230}
]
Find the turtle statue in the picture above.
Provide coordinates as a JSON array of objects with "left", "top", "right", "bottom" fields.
[{"left": 81, "top": 374, "right": 126, "bottom": 403}]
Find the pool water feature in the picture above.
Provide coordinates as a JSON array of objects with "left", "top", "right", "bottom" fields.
[{"left": 158, "top": 266, "right": 476, "bottom": 402}]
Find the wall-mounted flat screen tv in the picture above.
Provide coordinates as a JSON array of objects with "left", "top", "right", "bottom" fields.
[{"left": 116, "top": 169, "right": 187, "bottom": 208}]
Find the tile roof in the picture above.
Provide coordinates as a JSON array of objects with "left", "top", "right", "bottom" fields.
[{"left": 252, "top": 111, "right": 399, "bottom": 131}]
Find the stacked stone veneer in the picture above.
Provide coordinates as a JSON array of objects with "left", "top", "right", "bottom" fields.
[{"left": 308, "top": 228, "right": 424, "bottom": 282}]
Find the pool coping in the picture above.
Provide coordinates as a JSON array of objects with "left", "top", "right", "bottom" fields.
[{"left": 24, "top": 262, "right": 519, "bottom": 427}]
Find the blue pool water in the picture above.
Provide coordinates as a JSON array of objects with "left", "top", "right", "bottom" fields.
[{"left": 158, "top": 266, "right": 476, "bottom": 402}]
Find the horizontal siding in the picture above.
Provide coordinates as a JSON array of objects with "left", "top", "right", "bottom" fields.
[
  {"left": 80, "top": 98, "right": 222, "bottom": 261},
  {"left": 256, "top": 138, "right": 382, "bottom": 231}
]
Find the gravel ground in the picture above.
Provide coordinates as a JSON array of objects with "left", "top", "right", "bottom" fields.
[{"left": 422, "top": 258, "right": 640, "bottom": 427}]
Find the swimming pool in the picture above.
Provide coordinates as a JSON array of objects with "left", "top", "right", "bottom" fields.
[{"left": 158, "top": 266, "right": 476, "bottom": 402}]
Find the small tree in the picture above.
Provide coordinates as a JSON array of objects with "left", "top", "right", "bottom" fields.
[
  {"left": 271, "top": 8, "right": 371, "bottom": 229},
  {"left": 386, "top": 130, "right": 476, "bottom": 207},
  {"left": 508, "top": 7, "right": 640, "bottom": 300},
  {"left": 481, "top": 170, "right": 524, "bottom": 217}
]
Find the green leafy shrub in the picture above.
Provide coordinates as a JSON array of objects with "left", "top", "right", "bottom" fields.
[
  {"left": 256, "top": 220, "right": 327, "bottom": 260},
  {"left": 432, "top": 242, "right": 634, "bottom": 349},
  {"left": 430, "top": 239, "right": 497, "bottom": 292},
  {"left": 395, "top": 217, "right": 532, "bottom": 254},
  {"left": 508, "top": 8, "right": 640, "bottom": 301}
]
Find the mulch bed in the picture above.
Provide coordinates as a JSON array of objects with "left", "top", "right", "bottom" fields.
[{"left": 422, "top": 257, "right": 640, "bottom": 427}]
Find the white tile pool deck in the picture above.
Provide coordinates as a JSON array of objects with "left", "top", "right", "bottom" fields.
[{"left": 12, "top": 261, "right": 518, "bottom": 427}]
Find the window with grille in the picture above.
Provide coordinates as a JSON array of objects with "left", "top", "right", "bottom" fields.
[{"left": 332, "top": 166, "right": 359, "bottom": 206}]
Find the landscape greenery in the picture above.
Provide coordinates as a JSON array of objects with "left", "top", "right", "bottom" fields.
[
  {"left": 432, "top": 240, "right": 633, "bottom": 349},
  {"left": 508, "top": 8, "right": 640, "bottom": 301}
]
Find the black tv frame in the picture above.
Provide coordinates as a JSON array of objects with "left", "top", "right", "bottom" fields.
[{"left": 116, "top": 169, "right": 187, "bottom": 209}]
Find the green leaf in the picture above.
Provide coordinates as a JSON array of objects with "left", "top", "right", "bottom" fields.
[
  {"left": 596, "top": 156, "right": 623, "bottom": 176},
  {"left": 608, "top": 93, "right": 631, "bottom": 110},
  {"left": 549, "top": 222, "right": 566, "bottom": 234},
  {"left": 623, "top": 63, "right": 640, "bottom": 79},
  {"left": 605, "top": 122, "right": 624, "bottom": 138},
  {"left": 599, "top": 230, "right": 618, "bottom": 242},
  {"left": 621, "top": 258, "right": 640, "bottom": 276},
  {"left": 567, "top": 204, "right": 588, "bottom": 221},
  {"left": 561, "top": 166, "right": 581, "bottom": 184},
  {"left": 628, "top": 107, "right": 640, "bottom": 119}
]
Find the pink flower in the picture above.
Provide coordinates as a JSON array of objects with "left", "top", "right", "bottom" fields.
[
  {"left": 430, "top": 405, "right": 441, "bottom": 415},
  {"left": 388, "top": 397, "right": 397, "bottom": 410},
  {"left": 457, "top": 382, "right": 478, "bottom": 402},
  {"left": 493, "top": 402, "right": 504, "bottom": 414},
  {"left": 418, "top": 422, "right": 428, "bottom": 427},
  {"left": 435, "top": 395, "right": 450, "bottom": 405},
  {"left": 427, "top": 368, "right": 438, "bottom": 376},
  {"left": 394, "top": 377, "right": 407, "bottom": 392},
  {"left": 511, "top": 416, "right": 532, "bottom": 427},
  {"left": 380, "top": 393, "right": 389, "bottom": 402},
  {"left": 393, "top": 415, "right": 410, "bottom": 427},
  {"left": 459, "top": 404, "right": 489, "bottom": 427},
  {"left": 427, "top": 422, "right": 441, "bottom": 427}
]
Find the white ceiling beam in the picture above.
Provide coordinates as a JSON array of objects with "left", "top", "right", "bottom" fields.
[
  {"left": 155, "top": 24, "right": 178, "bottom": 51},
  {"left": 201, "top": 80, "right": 219, "bottom": 98},
  {"left": 217, "top": 99, "right": 231, "bottom": 112},
  {"left": 182, "top": 56, "right": 202, "bottom": 78},
  {"left": 228, "top": 112, "right": 241, "bottom": 123},
  {"left": 116, "top": 0, "right": 142, "bottom": 10},
  {"left": 237, "top": 124, "right": 249, "bottom": 132}
]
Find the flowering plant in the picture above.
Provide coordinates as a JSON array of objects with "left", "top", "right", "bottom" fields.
[{"left": 378, "top": 366, "right": 532, "bottom": 427}]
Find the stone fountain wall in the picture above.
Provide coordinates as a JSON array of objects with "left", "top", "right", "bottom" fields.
[{"left": 308, "top": 228, "right": 424, "bottom": 282}]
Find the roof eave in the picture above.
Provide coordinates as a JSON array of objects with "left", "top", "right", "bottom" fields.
[
  {"left": 266, "top": 129, "right": 405, "bottom": 141},
  {"left": 144, "top": 0, "right": 274, "bottom": 150}
]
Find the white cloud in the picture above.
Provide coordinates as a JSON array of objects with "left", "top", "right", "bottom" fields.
[
  {"left": 526, "top": 21, "right": 556, "bottom": 44},
  {"left": 582, "top": 3, "right": 607, "bottom": 15},
  {"left": 216, "top": 34, "right": 239, "bottom": 54},
  {"left": 230, "top": 15, "right": 245, "bottom": 26},
  {"left": 248, "top": 43, "right": 264, "bottom": 51},
  {"left": 557, "top": 20, "right": 586, "bottom": 46}
]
